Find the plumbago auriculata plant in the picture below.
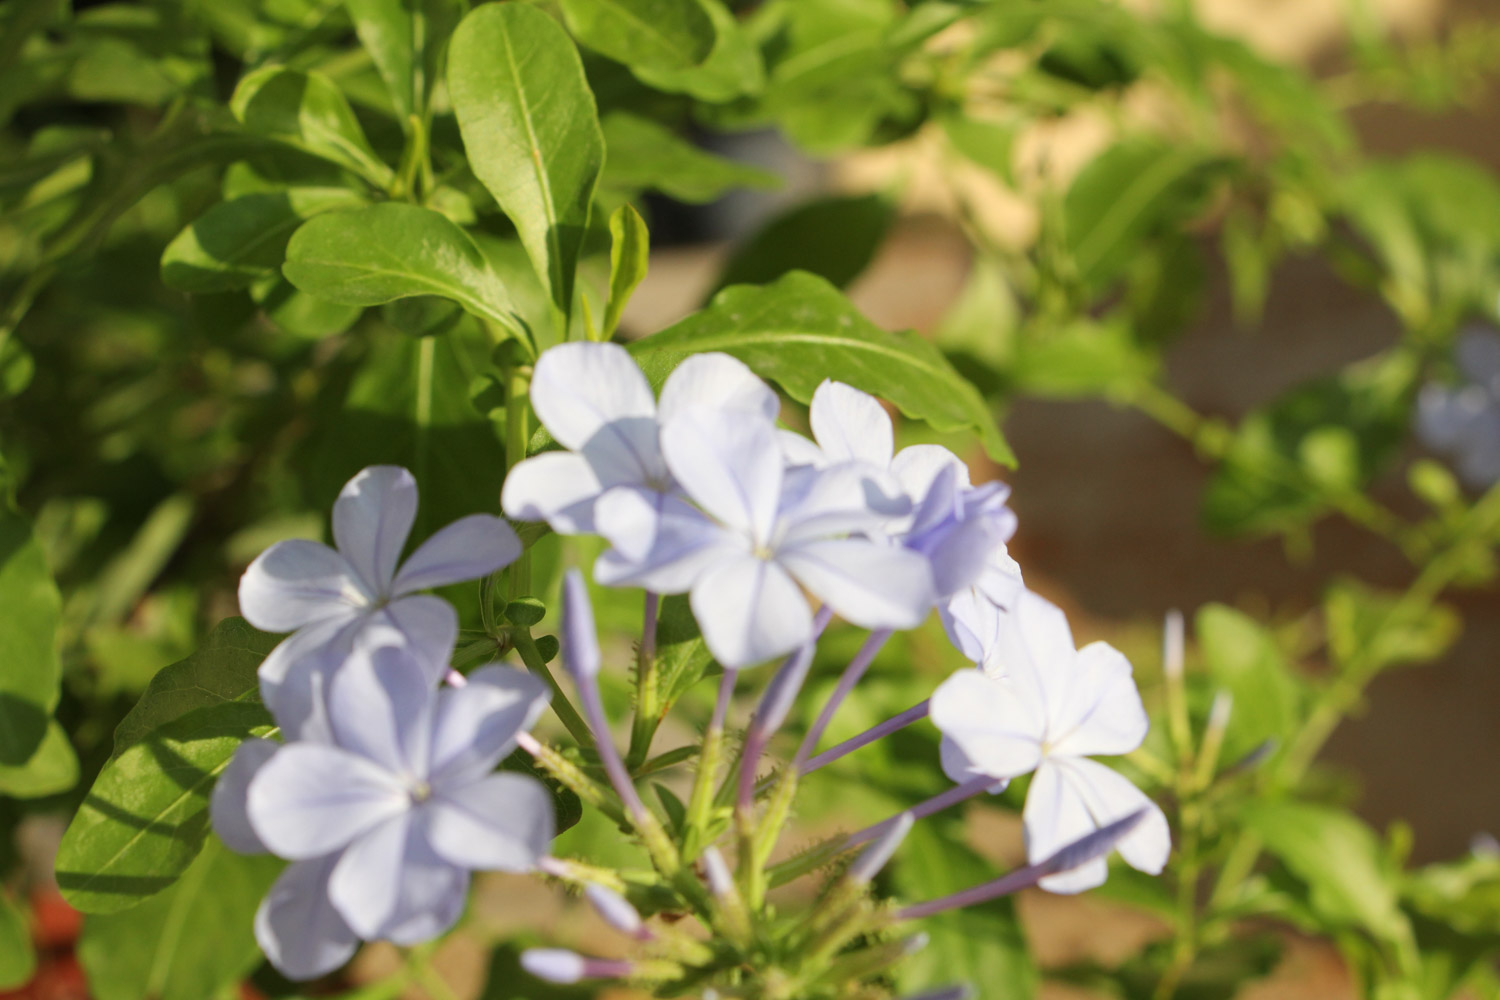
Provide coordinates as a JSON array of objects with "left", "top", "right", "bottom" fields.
[{"left": 15, "top": 1, "right": 1500, "bottom": 999}]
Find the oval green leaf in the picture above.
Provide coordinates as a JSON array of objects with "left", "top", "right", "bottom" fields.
[
  {"left": 230, "top": 66, "right": 393, "bottom": 188},
  {"left": 282, "top": 202, "right": 522, "bottom": 334},
  {"left": 0, "top": 506, "right": 62, "bottom": 767},
  {"left": 558, "top": 0, "right": 715, "bottom": 74},
  {"left": 448, "top": 4, "right": 604, "bottom": 316},
  {"left": 629, "top": 271, "right": 1014, "bottom": 466}
]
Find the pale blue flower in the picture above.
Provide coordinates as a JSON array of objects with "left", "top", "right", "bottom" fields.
[
  {"left": 931, "top": 591, "right": 1170, "bottom": 893},
  {"left": 239, "top": 466, "right": 521, "bottom": 738},
  {"left": 1416, "top": 326, "right": 1500, "bottom": 489},
  {"left": 211, "top": 643, "right": 553, "bottom": 980},
  {"left": 502, "top": 343, "right": 779, "bottom": 535},
  {"left": 593, "top": 408, "right": 934, "bottom": 668}
]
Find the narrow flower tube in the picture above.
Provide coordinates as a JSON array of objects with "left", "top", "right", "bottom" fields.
[
  {"left": 737, "top": 633, "right": 819, "bottom": 810},
  {"left": 897, "top": 808, "right": 1151, "bottom": 920},
  {"left": 701, "top": 845, "right": 735, "bottom": 900},
  {"left": 521, "top": 948, "right": 632, "bottom": 984},
  {"left": 802, "top": 698, "right": 931, "bottom": 774},
  {"left": 843, "top": 775, "right": 998, "bottom": 851},
  {"left": 795, "top": 628, "right": 894, "bottom": 768},
  {"left": 585, "top": 883, "right": 652, "bottom": 941},
  {"left": 900, "top": 986, "right": 974, "bottom": 1000},
  {"left": 848, "top": 811, "right": 914, "bottom": 884}
]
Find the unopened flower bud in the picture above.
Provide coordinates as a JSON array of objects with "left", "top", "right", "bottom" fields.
[
  {"left": 849, "top": 811, "right": 914, "bottom": 884},
  {"left": 521, "top": 948, "right": 631, "bottom": 984},
  {"left": 585, "top": 882, "right": 649, "bottom": 940},
  {"left": 561, "top": 569, "right": 601, "bottom": 679}
]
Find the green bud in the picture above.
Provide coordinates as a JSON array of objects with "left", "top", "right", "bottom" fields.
[{"left": 505, "top": 597, "right": 547, "bottom": 626}]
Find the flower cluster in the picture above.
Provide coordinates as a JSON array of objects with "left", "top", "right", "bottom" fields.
[
  {"left": 1416, "top": 325, "right": 1500, "bottom": 489},
  {"left": 215, "top": 470, "right": 555, "bottom": 979},
  {"left": 218, "top": 344, "right": 1170, "bottom": 992}
]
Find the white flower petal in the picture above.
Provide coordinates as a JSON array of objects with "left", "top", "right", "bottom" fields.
[
  {"left": 392, "top": 515, "right": 521, "bottom": 594},
  {"left": 211, "top": 738, "right": 280, "bottom": 854},
  {"left": 938, "top": 588, "right": 1004, "bottom": 672},
  {"left": 248, "top": 743, "right": 407, "bottom": 859},
  {"left": 662, "top": 410, "right": 782, "bottom": 544},
  {"left": 777, "top": 463, "right": 910, "bottom": 544},
  {"left": 530, "top": 342, "right": 656, "bottom": 451},
  {"left": 779, "top": 429, "right": 828, "bottom": 469},
  {"left": 657, "top": 352, "right": 779, "bottom": 425},
  {"left": 975, "top": 548, "right": 1025, "bottom": 610},
  {"left": 1061, "top": 757, "right": 1171, "bottom": 877},
  {"left": 429, "top": 665, "right": 550, "bottom": 786},
  {"left": 1023, "top": 758, "right": 1109, "bottom": 894},
  {"left": 1048, "top": 641, "right": 1148, "bottom": 759},
  {"left": 259, "top": 615, "right": 361, "bottom": 742},
  {"left": 594, "top": 488, "right": 742, "bottom": 594},
  {"left": 891, "top": 444, "right": 970, "bottom": 500},
  {"left": 332, "top": 466, "right": 418, "bottom": 596},
  {"left": 240, "top": 540, "right": 366, "bottom": 632},
  {"left": 778, "top": 538, "right": 933, "bottom": 630},
  {"left": 327, "top": 645, "right": 435, "bottom": 778},
  {"left": 501, "top": 452, "right": 603, "bottom": 533},
  {"left": 370, "top": 595, "right": 458, "bottom": 686},
  {"left": 810, "top": 380, "right": 894, "bottom": 467},
  {"left": 328, "top": 812, "right": 469, "bottom": 945},
  {"left": 690, "top": 554, "right": 812, "bottom": 668},
  {"left": 255, "top": 854, "right": 359, "bottom": 981},
  {"left": 929, "top": 669, "right": 1043, "bottom": 780},
  {"left": 426, "top": 772, "right": 554, "bottom": 871},
  {"left": 1002, "top": 590, "right": 1082, "bottom": 734}
]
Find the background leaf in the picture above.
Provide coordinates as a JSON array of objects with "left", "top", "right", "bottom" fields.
[
  {"left": 600, "top": 112, "right": 778, "bottom": 205},
  {"left": 448, "top": 4, "right": 604, "bottom": 316},
  {"left": 0, "top": 893, "right": 35, "bottom": 989},
  {"left": 0, "top": 720, "right": 79, "bottom": 798},
  {"left": 0, "top": 506, "right": 62, "bottom": 766},
  {"left": 77, "top": 837, "right": 282, "bottom": 1000},
  {"left": 110, "top": 617, "right": 278, "bottom": 761},
  {"left": 712, "top": 193, "right": 894, "bottom": 294},
  {"left": 630, "top": 271, "right": 1014, "bottom": 465},
  {"left": 161, "top": 188, "right": 366, "bottom": 293},
  {"left": 629, "top": 0, "right": 764, "bottom": 101},
  {"left": 1195, "top": 604, "right": 1303, "bottom": 762},
  {"left": 282, "top": 202, "right": 522, "bottom": 332},
  {"left": 230, "top": 66, "right": 393, "bottom": 188},
  {"left": 557, "top": 0, "right": 716, "bottom": 74},
  {"left": 55, "top": 701, "right": 273, "bottom": 914},
  {"left": 604, "top": 203, "right": 649, "bottom": 339},
  {"left": 343, "top": 0, "right": 463, "bottom": 122}
]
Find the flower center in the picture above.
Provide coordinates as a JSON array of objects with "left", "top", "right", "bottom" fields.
[{"left": 409, "top": 779, "right": 433, "bottom": 803}]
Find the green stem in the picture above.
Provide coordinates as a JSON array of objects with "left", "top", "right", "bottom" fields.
[
  {"left": 502, "top": 360, "right": 532, "bottom": 601},
  {"left": 512, "top": 628, "right": 592, "bottom": 745},
  {"left": 626, "top": 592, "right": 662, "bottom": 769}
]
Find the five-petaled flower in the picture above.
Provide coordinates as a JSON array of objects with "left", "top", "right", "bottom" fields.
[
  {"left": 931, "top": 590, "right": 1171, "bottom": 892},
  {"left": 239, "top": 466, "right": 521, "bottom": 738},
  {"left": 1416, "top": 326, "right": 1500, "bottom": 489},
  {"left": 212, "top": 643, "right": 554, "bottom": 979}
]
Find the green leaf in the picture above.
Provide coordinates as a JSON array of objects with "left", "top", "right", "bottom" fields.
[
  {"left": 0, "top": 893, "right": 34, "bottom": 989},
  {"left": 110, "top": 617, "right": 279, "bottom": 762},
  {"left": 161, "top": 188, "right": 366, "bottom": 293},
  {"left": 230, "top": 66, "right": 393, "bottom": 188},
  {"left": 892, "top": 820, "right": 1037, "bottom": 997},
  {"left": 0, "top": 720, "right": 79, "bottom": 798},
  {"left": 55, "top": 701, "right": 274, "bottom": 914},
  {"left": 297, "top": 326, "right": 507, "bottom": 541},
  {"left": 1195, "top": 605, "right": 1302, "bottom": 762},
  {"left": 630, "top": 0, "right": 764, "bottom": 101},
  {"left": 604, "top": 204, "right": 649, "bottom": 339},
  {"left": 343, "top": 0, "right": 463, "bottom": 121},
  {"left": 448, "top": 4, "right": 604, "bottom": 317},
  {"left": 600, "top": 112, "right": 778, "bottom": 205},
  {"left": 712, "top": 194, "right": 893, "bottom": 295},
  {"left": 283, "top": 202, "right": 522, "bottom": 333},
  {"left": 941, "top": 113, "right": 1016, "bottom": 185},
  {"left": 77, "top": 837, "right": 282, "bottom": 1000},
  {"left": 1324, "top": 578, "right": 1461, "bottom": 675},
  {"left": 1239, "top": 800, "right": 1412, "bottom": 946},
  {"left": 1011, "top": 318, "right": 1156, "bottom": 398},
  {"left": 0, "top": 506, "right": 62, "bottom": 766},
  {"left": 630, "top": 271, "right": 1013, "bottom": 465},
  {"left": 557, "top": 0, "right": 715, "bottom": 74},
  {"left": 252, "top": 275, "right": 365, "bottom": 340},
  {"left": 654, "top": 594, "right": 715, "bottom": 706},
  {"left": 1064, "top": 140, "right": 1227, "bottom": 291}
]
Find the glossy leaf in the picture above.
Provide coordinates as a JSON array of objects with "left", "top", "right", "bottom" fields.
[
  {"left": 1324, "top": 578, "right": 1461, "bottom": 675},
  {"left": 282, "top": 202, "right": 523, "bottom": 333},
  {"left": 77, "top": 837, "right": 282, "bottom": 1000},
  {"left": 0, "top": 506, "right": 62, "bottom": 766},
  {"left": 110, "top": 617, "right": 279, "bottom": 761},
  {"left": 161, "top": 188, "right": 366, "bottom": 293},
  {"left": 712, "top": 194, "right": 893, "bottom": 294},
  {"left": 604, "top": 203, "right": 649, "bottom": 339},
  {"left": 448, "top": 4, "right": 604, "bottom": 316},
  {"left": 557, "top": 0, "right": 715, "bottom": 74},
  {"left": 1239, "top": 800, "right": 1412, "bottom": 946},
  {"left": 0, "top": 720, "right": 79, "bottom": 798},
  {"left": 631, "top": 271, "right": 1014, "bottom": 465},
  {"left": 343, "top": 0, "right": 463, "bottom": 121},
  {"left": 55, "top": 702, "right": 274, "bottom": 914},
  {"left": 630, "top": 0, "right": 764, "bottom": 101},
  {"left": 1195, "top": 604, "right": 1302, "bottom": 762},
  {"left": 601, "top": 112, "right": 778, "bottom": 205},
  {"left": 230, "top": 66, "right": 393, "bottom": 188},
  {"left": 0, "top": 893, "right": 33, "bottom": 990}
]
